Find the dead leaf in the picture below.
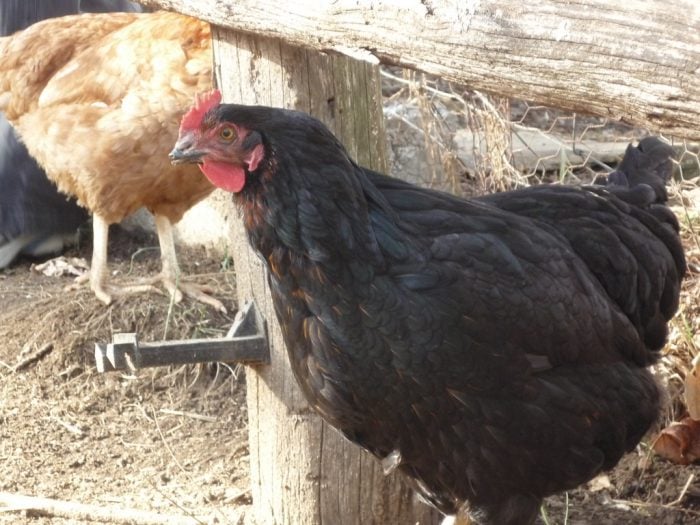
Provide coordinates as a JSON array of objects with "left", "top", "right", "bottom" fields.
[
  {"left": 653, "top": 417, "right": 700, "bottom": 465},
  {"left": 587, "top": 474, "right": 613, "bottom": 492},
  {"left": 32, "top": 256, "right": 89, "bottom": 278}
]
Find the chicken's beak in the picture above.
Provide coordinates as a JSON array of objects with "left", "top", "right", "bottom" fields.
[{"left": 169, "top": 135, "right": 204, "bottom": 165}]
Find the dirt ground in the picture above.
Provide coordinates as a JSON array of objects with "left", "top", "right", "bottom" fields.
[
  {"left": 2, "top": 178, "right": 700, "bottom": 522},
  {"left": 0, "top": 228, "right": 251, "bottom": 524},
  {"left": 1, "top": 220, "right": 699, "bottom": 525}
]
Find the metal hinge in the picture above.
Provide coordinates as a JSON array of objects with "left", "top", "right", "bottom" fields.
[{"left": 94, "top": 301, "right": 269, "bottom": 373}]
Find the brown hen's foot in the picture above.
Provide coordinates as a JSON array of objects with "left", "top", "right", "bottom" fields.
[
  {"left": 172, "top": 280, "right": 227, "bottom": 314},
  {"left": 152, "top": 214, "right": 227, "bottom": 313},
  {"left": 94, "top": 281, "right": 162, "bottom": 306},
  {"left": 66, "top": 272, "right": 162, "bottom": 306},
  {"left": 65, "top": 214, "right": 162, "bottom": 305},
  {"left": 143, "top": 272, "right": 227, "bottom": 313}
]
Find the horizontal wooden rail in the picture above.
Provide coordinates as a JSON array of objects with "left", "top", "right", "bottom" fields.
[{"left": 139, "top": 0, "right": 700, "bottom": 140}]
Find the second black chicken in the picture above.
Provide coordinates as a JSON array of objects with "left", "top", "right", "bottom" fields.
[{"left": 171, "top": 95, "right": 685, "bottom": 525}]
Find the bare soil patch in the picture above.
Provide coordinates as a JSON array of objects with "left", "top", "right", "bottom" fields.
[
  {"left": 0, "top": 214, "right": 699, "bottom": 525},
  {"left": 0, "top": 227, "right": 250, "bottom": 524}
]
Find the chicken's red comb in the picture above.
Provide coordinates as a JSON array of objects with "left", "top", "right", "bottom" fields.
[{"left": 180, "top": 89, "right": 222, "bottom": 132}]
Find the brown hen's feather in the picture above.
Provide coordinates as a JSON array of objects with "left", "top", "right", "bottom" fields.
[
  {"left": 0, "top": 12, "right": 222, "bottom": 309},
  {"left": 0, "top": 11, "right": 213, "bottom": 224}
]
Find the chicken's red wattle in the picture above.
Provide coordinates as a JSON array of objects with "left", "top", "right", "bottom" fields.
[{"left": 200, "top": 160, "right": 245, "bottom": 193}]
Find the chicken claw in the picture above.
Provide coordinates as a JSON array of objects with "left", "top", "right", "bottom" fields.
[
  {"left": 152, "top": 215, "right": 227, "bottom": 313},
  {"left": 142, "top": 271, "right": 227, "bottom": 313},
  {"left": 68, "top": 272, "right": 162, "bottom": 306},
  {"left": 69, "top": 214, "right": 226, "bottom": 311},
  {"left": 167, "top": 279, "right": 227, "bottom": 313}
]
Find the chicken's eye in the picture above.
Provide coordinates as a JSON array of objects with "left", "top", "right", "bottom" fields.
[{"left": 219, "top": 127, "right": 236, "bottom": 141}]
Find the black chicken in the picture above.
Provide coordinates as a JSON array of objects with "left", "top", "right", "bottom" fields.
[{"left": 171, "top": 92, "right": 685, "bottom": 525}]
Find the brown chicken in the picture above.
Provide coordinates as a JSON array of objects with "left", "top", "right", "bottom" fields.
[{"left": 0, "top": 11, "right": 223, "bottom": 311}]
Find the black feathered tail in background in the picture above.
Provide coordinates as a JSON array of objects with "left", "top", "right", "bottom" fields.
[
  {"left": 482, "top": 137, "right": 685, "bottom": 357},
  {"left": 606, "top": 136, "right": 675, "bottom": 203}
]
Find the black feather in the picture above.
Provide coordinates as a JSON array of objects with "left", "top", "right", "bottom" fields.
[{"left": 210, "top": 105, "right": 684, "bottom": 525}]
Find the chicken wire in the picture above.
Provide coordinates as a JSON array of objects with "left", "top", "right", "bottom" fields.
[{"left": 381, "top": 68, "right": 700, "bottom": 198}]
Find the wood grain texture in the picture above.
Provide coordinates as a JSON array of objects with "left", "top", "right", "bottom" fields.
[
  {"left": 140, "top": 0, "right": 700, "bottom": 139},
  {"left": 212, "top": 28, "right": 438, "bottom": 525}
]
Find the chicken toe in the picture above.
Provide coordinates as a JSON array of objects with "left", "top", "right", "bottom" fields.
[
  {"left": 161, "top": 276, "right": 227, "bottom": 313},
  {"left": 94, "top": 280, "right": 162, "bottom": 305},
  {"left": 66, "top": 265, "right": 162, "bottom": 305},
  {"left": 153, "top": 214, "right": 226, "bottom": 313}
]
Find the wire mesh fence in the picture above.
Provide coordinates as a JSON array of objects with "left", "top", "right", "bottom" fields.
[{"left": 382, "top": 67, "right": 700, "bottom": 194}]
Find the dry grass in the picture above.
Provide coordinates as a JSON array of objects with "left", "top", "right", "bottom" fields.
[{"left": 0, "top": 243, "right": 250, "bottom": 525}]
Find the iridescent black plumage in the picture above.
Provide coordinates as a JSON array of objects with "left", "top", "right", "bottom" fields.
[{"left": 209, "top": 104, "right": 685, "bottom": 524}]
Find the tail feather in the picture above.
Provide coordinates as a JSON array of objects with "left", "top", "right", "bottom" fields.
[
  {"left": 606, "top": 137, "right": 675, "bottom": 204},
  {"left": 479, "top": 137, "right": 684, "bottom": 356},
  {"left": 603, "top": 137, "right": 685, "bottom": 351},
  {"left": 606, "top": 137, "right": 685, "bottom": 282}
]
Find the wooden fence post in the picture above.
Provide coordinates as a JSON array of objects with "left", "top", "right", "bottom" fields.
[{"left": 212, "top": 28, "right": 440, "bottom": 525}]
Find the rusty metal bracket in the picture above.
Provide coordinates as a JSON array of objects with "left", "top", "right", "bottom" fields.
[{"left": 94, "top": 301, "right": 268, "bottom": 373}]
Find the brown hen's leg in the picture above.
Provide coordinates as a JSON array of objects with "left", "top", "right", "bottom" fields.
[
  {"left": 70, "top": 214, "right": 158, "bottom": 305},
  {"left": 151, "top": 214, "right": 227, "bottom": 313}
]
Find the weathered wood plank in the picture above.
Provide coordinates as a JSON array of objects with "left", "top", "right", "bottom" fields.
[
  {"left": 211, "top": 28, "right": 439, "bottom": 525},
  {"left": 139, "top": 0, "right": 700, "bottom": 140}
]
